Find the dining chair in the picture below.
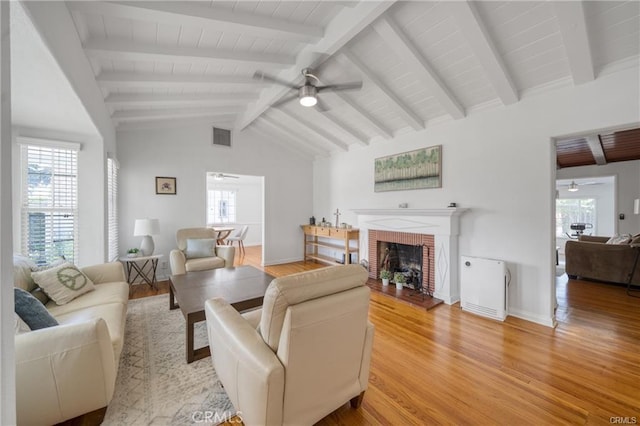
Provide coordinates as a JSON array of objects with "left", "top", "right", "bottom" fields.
[{"left": 226, "top": 225, "right": 249, "bottom": 255}]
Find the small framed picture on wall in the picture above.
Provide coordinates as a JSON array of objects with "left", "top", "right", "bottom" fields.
[{"left": 156, "top": 177, "right": 177, "bottom": 195}]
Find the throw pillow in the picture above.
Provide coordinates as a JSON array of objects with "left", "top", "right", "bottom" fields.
[
  {"left": 30, "top": 257, "right": 66, "bottom": 272},
  {"left": 606, "top": 234, "right": 632, "bottom": 245},
  {"left": 14, "top": 288, "right": 58, "bottom": 330},
  {"left": 185, "top": 238, "right": 217, "bottom": 259},
  {"left": 31, "top": 262, "right": 95, "bottom": 305}
]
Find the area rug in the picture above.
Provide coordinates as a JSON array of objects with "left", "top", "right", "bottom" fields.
[{"left": 103, "top": 294, "right": 235, "bottom": 425}]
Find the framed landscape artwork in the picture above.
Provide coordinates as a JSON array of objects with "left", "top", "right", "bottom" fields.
[
  {"left": 374, "top": 145, "right": 442, "bottom": 192},
  {"left": 156, "top": 177, "right": 177, "bottom": 195}
]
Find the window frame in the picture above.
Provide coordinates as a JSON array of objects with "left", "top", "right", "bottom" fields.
[
  {"left": 19, "top": 138, "right": 80, "bottom": 265},
  {"left": 107, "top": 156, "right": 119, "bottom": 262},
  {"left": 206, "top": 189, "right": 237, "bottom": 225}
]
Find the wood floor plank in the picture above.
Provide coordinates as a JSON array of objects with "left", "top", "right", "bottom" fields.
[{"left": 125, "top": 246, "right": 639, "bottom": 425}]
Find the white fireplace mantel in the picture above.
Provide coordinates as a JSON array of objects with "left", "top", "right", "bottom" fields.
[
  {"left": 352, "top": 208, "right": 468, "bottom": 218},
  {"left": 353, "top": 208, "right": 469, "bottom": 305}
]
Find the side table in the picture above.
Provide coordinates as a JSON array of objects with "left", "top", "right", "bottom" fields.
[{"left": 120, "top": 254, "right": 163, "bottom": 289}]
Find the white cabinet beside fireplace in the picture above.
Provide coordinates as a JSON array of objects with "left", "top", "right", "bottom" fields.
[{"left": 301, "top": 225, "right": 360, "bottom": 266}]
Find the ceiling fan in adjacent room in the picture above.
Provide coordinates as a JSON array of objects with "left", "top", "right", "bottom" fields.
[
  {"left": 557, "top": 180, "right": 602, "bottom": 192},
  {"left": 210, "top": 173, "right": 239, "bottom": 180},
  {"left": 253, "top": 67, "right": 363, "bottom": 112}
]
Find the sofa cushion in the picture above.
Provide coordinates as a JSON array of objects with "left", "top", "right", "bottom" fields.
[
  {"left": 32, "top": 263, "right": 95, "bottom": 305},
  {"left": 14, "top": 313, "right": 31, "bottom": 334},
  {"left": 185, "top": 238, "right": 217, "bottom": 259},
  {"left": 45, "top": 281, "right": 129, "bottom": 317},
  {"left": 54, "top": 302, "right": 127, "bottom": 361},
  {"left": 606, "top": 234, "right": 632, "bottom": 245},
  {"left": 259, "top": 264, "right": 368, "bottom": 351},
  {"left": 185, "top": 256, "right": 225, "bottom": 272},
  {"left": 13, "top": 254, "right": 38, "bottom": 293},
  {"left": 14, "top": 288, "right": 58, "bottom": 330}
]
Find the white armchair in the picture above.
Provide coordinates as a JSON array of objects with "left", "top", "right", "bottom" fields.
[
  {"left": 170, "top": 227, "right": 235, "bottom": 275},
  {"left": 205, "top": 264, "right": 374, "bottom": 426}
]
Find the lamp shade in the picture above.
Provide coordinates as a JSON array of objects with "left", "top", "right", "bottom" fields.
[{"left": 134, "top": 218, "right": 160, "bottom": 236}]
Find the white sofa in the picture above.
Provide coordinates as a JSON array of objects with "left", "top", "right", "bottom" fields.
[
  {"left": 14, "top": 257, "right": 129, "bottom": 425},
  {"left": 205, "top": 264, "right": 375, "bottom": 425}
]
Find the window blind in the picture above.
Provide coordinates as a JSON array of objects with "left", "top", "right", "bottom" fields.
[
  {"left": 107, "top": 157, "right": 119, "bottom": 262},
  {"left": 21, "top": 144, "right": 78, "bottom": 265}
]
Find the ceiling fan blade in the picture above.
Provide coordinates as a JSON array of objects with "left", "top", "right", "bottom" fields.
[
  {"left": 253, "top": 71, "right": 298, "bottom": 89},
  {"left": 314, "top": 97, "right": 330, "bottom": 112},
  {"left": 317, "top": 81, "right": 363, "bottom": 92},
  {"left": 270, "top": 93, "right": 299, "bottom": 109}
]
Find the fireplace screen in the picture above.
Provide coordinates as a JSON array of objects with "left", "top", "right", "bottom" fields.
[{"left": 378, "top": 241, "right": 424, "bottom": 292}]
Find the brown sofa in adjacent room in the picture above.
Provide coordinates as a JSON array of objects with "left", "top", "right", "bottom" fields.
[{"left": 565, "top": 235, "right": 640, "bottom": 285}]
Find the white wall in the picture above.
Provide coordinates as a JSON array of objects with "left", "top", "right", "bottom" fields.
[
  {"left": 116, "top": 124, "right": 313, "bottom": 275},
  {"left": 557, "top": 161, "right": 640, "bottom": 235},
  {"left": 313, "top": 66, "right": 640, "bottom": 327},
  {"left": 22, "top": 2, "right": 117, "bottom": 261}
]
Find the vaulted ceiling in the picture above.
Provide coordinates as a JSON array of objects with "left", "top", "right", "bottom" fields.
[{"left": 65, "top": 1, "right": 640, "bottom": 157}]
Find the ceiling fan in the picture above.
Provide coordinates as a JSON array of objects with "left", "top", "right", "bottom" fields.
[
  {"left": 253, "top": 68, "right": 362, "bottom": 112},
  {"left": 557, "top": 180, "right": 602, "bottom": 192},
  {"left": 210, "top": 173, "right": 239, "bottom": 180}
]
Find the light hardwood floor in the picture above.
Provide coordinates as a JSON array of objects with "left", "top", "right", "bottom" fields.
[{"left": 131, "top": 245, "right": 640, "bottom": 425}]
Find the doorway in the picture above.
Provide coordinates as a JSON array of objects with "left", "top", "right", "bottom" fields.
[{"left": 206, "top": 172, "right": 264, "bottom": 261}]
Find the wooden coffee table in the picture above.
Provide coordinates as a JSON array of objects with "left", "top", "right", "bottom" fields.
[{"left": 169, "top": 266, "right": 274, "bottom": 363}]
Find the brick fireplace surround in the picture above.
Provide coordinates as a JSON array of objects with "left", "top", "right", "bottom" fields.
[
  {"left": 368, "top": 230, "right": 435, "bottom": 295},
  {"left": 353, "top": 208, "right": 468, "bottom": 304}
]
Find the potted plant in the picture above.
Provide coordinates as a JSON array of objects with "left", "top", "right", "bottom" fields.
[
  {"left": 393, "top": 272, "right": 406, "bottom": 290},
  {"left": 127, "top": 248, "right": 139, "bottom": 258},
  {"left": 380, "top": 269, "right": 391, "bottom": 286}
]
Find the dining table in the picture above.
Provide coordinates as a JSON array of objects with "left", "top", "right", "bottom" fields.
[{"left": 211, "top": 226, "right": 235, "bottom": 245}]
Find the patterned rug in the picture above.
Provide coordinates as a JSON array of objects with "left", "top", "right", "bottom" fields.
[{"left": 103, "top": 294, "right": 235, "bottom": 425}]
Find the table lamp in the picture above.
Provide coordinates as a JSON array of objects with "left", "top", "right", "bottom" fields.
[{"left": 134, "top": 218, "right": 160, "bottom": 256}]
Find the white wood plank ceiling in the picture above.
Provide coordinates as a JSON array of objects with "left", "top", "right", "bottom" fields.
[{"left": 67, "top": 1, "right": 640, "bottom": 157}]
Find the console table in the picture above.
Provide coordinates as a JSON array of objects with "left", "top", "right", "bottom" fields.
[{"left": 301, "top": 225, "right": 359, "bottom": 266}]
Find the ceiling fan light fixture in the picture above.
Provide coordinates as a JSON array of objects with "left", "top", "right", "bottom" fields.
[
  {"left": 568, "top": 181, "right": 579, "bottom": 192},
  {"left": 299, "top": 85, "right": 318, "bottom": 107},
  {"left": 300, "top": 95, "right": 317, "bottom": 107}
]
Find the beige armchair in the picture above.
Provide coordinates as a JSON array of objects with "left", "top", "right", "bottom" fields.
[
  {"left": 170, "top": 227, "right": 235, "bottom": 275},
  {"left": 205, "top": 264, "right": 374, "bottom": 426}
]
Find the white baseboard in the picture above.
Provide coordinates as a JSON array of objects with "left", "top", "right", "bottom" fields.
[
  {"left": 508, "top": 308, "right": 556, "bottom": 328},
  {"left": 262, "top": 256, "right": 304, "bottom": 266}
]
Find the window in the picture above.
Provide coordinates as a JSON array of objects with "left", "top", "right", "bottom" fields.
[
  {"left": 556, "top": 198, "right": 596, "bottom": 238},
  {"left": 107, "top": 157, "right": 119, "bottom": 262},
  {"left": 207, "top": 190, "right": 236, "bottom": 224},
  {"left": 21, "top": 142, "right": 78, "bottom": 265}
]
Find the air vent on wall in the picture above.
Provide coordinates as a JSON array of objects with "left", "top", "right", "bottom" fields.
[{"left": 213, "top": 127, "right": 231, "bottom": 148}]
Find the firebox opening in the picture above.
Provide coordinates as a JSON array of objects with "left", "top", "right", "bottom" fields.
[{"left": 378, "top": 241, "right": 424, "bottom": 292}]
